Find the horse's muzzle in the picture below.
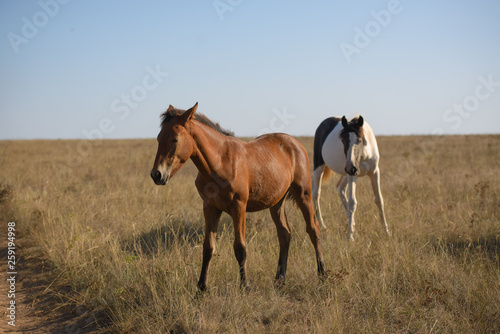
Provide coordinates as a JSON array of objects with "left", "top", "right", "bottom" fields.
[
  {"left": 345, "top": 166, "right": 359, "bottom": 176},
  {"left": 151, "top": 169, "right": 169, "bottom": 185}
]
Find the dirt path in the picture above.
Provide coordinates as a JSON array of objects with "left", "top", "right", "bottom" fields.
[{"left": 1, "top": 230, "right": 111, "bottom": 333}]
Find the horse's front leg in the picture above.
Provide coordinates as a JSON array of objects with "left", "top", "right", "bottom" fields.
[
  {"left": 231, "top": 202, "right": 249, "bottom": 291},
  {"left": 336, "top": 175, "right": 349, "bottom": 213},
  {"left": 346, "top": 175, "right": 358, "bottom": 241},
  {"left": 197, "top": 204, "right": 222, "bottom": 292}
]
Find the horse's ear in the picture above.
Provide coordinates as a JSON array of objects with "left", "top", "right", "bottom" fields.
[
  {"left": 341, "top": 116, "right": 348, "bottom": 128},
  {"left": 181, "top": 102, "right": 198, "bottom": 124},
  {"left": 167, "top": 105, "right": 175, "bottom": 112},
  {"left": 357, "top": 116, "right": 364, "bottom": 127}
]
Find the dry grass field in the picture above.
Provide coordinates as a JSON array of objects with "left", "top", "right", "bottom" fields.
[{"left": 1, "top": 135, "right": 499, "bottom": 333}]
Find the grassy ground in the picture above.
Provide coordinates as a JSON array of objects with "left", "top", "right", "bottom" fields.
[{"left": 0, "top": 135, "right": 499, "bottom": 333}]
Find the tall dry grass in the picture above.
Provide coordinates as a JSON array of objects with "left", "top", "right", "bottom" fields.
[{"left": 0, "top": 135, "right": 499, "bottom": 333}]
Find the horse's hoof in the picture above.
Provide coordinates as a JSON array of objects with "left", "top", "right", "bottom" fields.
[
  {"left": 274, "top": 276, "right": 286, "bottom": 289},
  {"left": 197, "top": 282, "right": 207, "bottom": 291},
  {"left": 318, "top": 272, "right": 328, "bottom": 283},
  {"left": 194, "top": 288, "right": 206, "bottom": 301}
]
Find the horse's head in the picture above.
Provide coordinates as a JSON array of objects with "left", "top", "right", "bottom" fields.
[
  {"left": 150, "top": 103, "right": 198, "bottom": 185},
  {"left": 340, "top": 116, "right": 365, "bottom": 176}
]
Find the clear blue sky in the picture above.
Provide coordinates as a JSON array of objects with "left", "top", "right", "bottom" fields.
[{"left": 1, "top": 0, "right": 499, "bottom": 139}]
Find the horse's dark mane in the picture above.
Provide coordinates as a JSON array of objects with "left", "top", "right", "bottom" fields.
[
  {"left": 161, "top": 107, "right": 235, "bottom": 137},
  {"left": 339, "top": 116, "right": 364, "bottom": 140}
]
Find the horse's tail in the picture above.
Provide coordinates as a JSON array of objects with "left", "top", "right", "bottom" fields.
[{"left": 322, "top": 165, "right": 332, "bottom": 183}]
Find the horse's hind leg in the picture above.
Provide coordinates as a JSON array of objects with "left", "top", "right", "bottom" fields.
[
  {"left": 370, "top": 168, "right": 390, "bottom": 236},
  {"left": 270, "top": 197, "right": 292, "bottom": 286},
  {"left": 312, "top": 165, "right": 327, "bottom": 229},
  {"left": 290, "top": 184, "right": 327, "bottom": 279}
]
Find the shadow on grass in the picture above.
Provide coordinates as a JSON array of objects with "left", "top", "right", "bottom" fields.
[
  {"left": 122, "top": 219, "right": 205, "bottom": 256},
  {"left": 436, "top": 235, "right": 500, "bottom": 262}
]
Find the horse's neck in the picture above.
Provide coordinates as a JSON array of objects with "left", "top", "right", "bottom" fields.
[
  {"left": 361, "top": 124, "right": 379, "bottom": 160},
  {"left": 189, "top": 122, "right": 227, "bottom": 178}
]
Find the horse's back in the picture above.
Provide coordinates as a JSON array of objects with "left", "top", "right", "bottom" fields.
[{"left": 250, "top": 132, "right": 307, "bottom": 156}]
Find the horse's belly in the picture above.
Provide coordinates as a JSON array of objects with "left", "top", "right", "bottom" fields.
[
  {"left": 247, "top": 175, "right": 290, "bottom": 211},
  {"left": 246, "top": 199, "right": 273, "bottom": 212}
]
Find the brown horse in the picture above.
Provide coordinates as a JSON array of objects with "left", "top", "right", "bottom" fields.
[{"left": 151, "top": 103, "right": 326, "bottom": 291}]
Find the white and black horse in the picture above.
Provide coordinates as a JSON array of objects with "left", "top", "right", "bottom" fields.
[{"left": 312, "top": 116, "right": 390, "bottom": 240}]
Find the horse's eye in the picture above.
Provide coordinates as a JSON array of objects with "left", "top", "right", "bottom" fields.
[{"left": 172, "top": 138, "right": 179, "bottom": 143}]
